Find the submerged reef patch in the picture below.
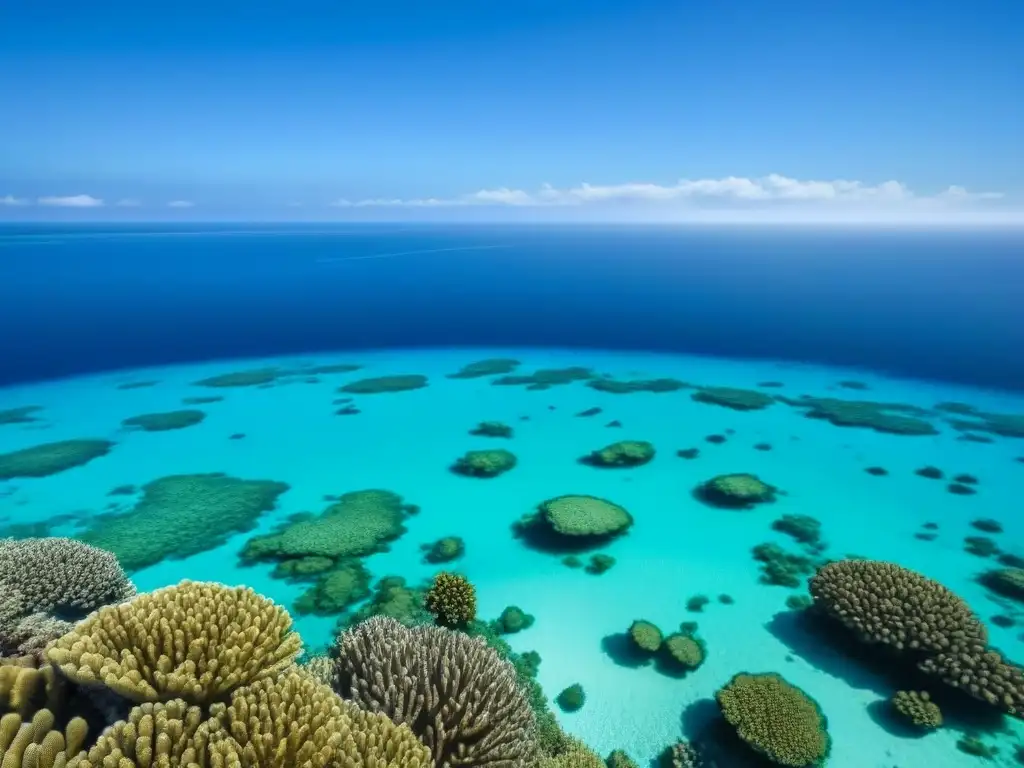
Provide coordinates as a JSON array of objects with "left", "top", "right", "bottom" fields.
[
  {"left": 339, "top": 374, "right": 428, "bottom": 394},
  {"left": 181, "top": 395, "right": 223, "bottom": 405},
  {"left": 80, "top": 473, "right": 289, "bottom": 572},
  {"left": 691, "top": 386, "right": 776, "bottom": 411},
  {"left": 121, "top": 409, "right": 206, "bottom": 432},
  {"left": 421, "top": 536, "right": 465, "bottom": 564},
  {"left": 194, "top": 363, "right": 361, "bottom": 388},
  {"left": 586, "top": 377, "right": 690, "bottom": 394},
  {"left": 0, "top": 406, "right": 44, "bottom": 426},
  {"left": 446, "top": 358, "right": 521, "bottom": 378},
  {"left": 514, "top": 494, "right": 633, "bottom": 552},
  {"left": 292, "top": 560, "right": 371, "bottom": 616},
  {"left": 696, "top": 473, "right": 777, "bottom": 509},
  {"left": 470, "top": 421, "right": 513, "bottom": 438},
  {"left": 492, "top": 366, "right": 593, "bottom": 389},
  {"left": 451, "top": 448, "right": 517, "bottom": 478},
  {"left": 779, "top": 395, "right": 938, "bottom": 435},
  {"left": 0, "top": 439, "right": 114, "bottom": 480},
  {"left": 580, "top": 440, "right": 655, "bottom": 468},
  {"left": 115, "top": 380, "right": 158, "bottom": 390}
]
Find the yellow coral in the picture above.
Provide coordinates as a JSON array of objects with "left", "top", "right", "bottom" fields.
[
  {"left": 424, "top": 572, "right": 476, "bottom": 627},
  {"left": 0, "top": 660, "right": 67, "bottom": 720},
  {"left": 891, "top": 690, "right": 942, "bottom": 730},
  {"left": 0, "top": 709, "right": 88, "bottom": 768},
  {"left": 716, "top": 673, "right": 830, "bottom": 768},
  {"left": 71, "top": 700, "right": 206, "bottom": 767},
  {"left": 201, "top": 672, "right": 431, "bottom": 768},
  {"left": 538, "top": 738, "right": 604, "bottom": 768},
  {"left": 46, "top": 581, "right": 302, "bottom": 705}
]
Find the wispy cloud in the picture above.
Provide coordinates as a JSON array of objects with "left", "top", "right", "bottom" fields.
[
  {"left": 330, "top": 174, "right": 1007, "bottom": 211},
  {"left": 0, "top": 195, "right": 29, "bottom": 206},
  {"left": 37, "top": 194, "right": 104, "bottom": 208},
  {"left": 115, "top": 198, "right": 141, "bottom": 207},
  {"left": 167, "top": 200, "right": 195, "bottom": 208}
]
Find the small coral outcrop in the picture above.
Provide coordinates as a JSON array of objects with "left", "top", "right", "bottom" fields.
[
  {"left": 421, "top": 536, "right": 465, "bottom": 564},
  {"left": 696, "top": 473, "right": 777, "bottom": 509},
  {"left": 556, "top": 683, "right": 585, "bottom": 712},
  {"left": 692, "top": 387, "right": 775, "bottom": 411},
  {"left": 424, "top": 572, "right": 477, "bottom": 628},
  {"left": 891, "top": 690, "right": 942, "bottom": 730},
  {"left": 628, "top": 620, "right": 663, "bottom": 654},
  {"left": 46, "top": 580, "right": 302, "bottom": 705},
  {"left": 339, "top": 374, "right": 429, "bottom": 394},
  {"left": 121, "top": 409, "right": 205, "bottom": 432},
  {"left": 450, "top": 449, "right": 518, "bottom": 478},
  {"left": 580, "top": 441, "right": 655, "bottom": 468},
  {"left": 660, "top": 633, "right": 706, "bottom": 673},
  {"left": 470, "top": 421, "right": 514, "bottom": 438},
  {"left": 493, "top": 606, "right": 535, "bottom": 634},
  {"left": 514, "top": 495, "right": 633, "bottom": 552},
  {"left": 716, "top": 672, "right": 830, "bottom": 767}
]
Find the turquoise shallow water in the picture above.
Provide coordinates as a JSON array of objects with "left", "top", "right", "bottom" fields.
[{"left": 2, "top": 346, "right": 1024, "bottom": 767}]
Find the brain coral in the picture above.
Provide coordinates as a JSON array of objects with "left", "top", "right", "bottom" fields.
[
  {"left": 333, "top": 616, "right": 537, "bottom": 767},
  {"left": 240, "top": 489, "right": 409, "bottom": 563},
  {"left": 716, "top": 672, "right": 830, "bottom": 767},
  {"left": 46, "top": 580, "right": 302, "bottom": 705},
  {"left": 539, "top": 495, "right": 633, "bottom": 538},
  {"left": 424, "top": 572, "right": 477, "bottom": 628},
  {"left": 809, "top": 559, "right": 987, "bottom": 653},
  {"left": 0, "top": 538, "right": 135, "bottom": 619}
]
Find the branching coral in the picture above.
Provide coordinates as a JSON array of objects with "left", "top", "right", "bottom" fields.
[
  {"left": 333, "top": 616, "right": 537, "bottom": 767},
  {"left": 891, "top": 690, "right": 942, "bottom": 730},
  {"left": 424, "top": 573, "right": 477, "bottom": 628},
  {"left": 71, "top": 699, "right": 207, "bottom": 767},
  {"left": 716, "top": 673, "right": 830, "bottom": 768},
  {"left": 46, "top": 581, "right": 302, "bottom": 705},
  {"left": 0, "top": 709, "right": 89, "bottom": 768}
]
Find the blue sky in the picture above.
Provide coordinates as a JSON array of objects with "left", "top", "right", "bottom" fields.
[{"left": 2, "top": 0, "right": 1022, "bottom": 222}]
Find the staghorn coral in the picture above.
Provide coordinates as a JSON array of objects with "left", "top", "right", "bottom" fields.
[
  {"left": 0, "top": 538, "right": 135, "bottom": 619},
  {"left": 809, "top": 559, "right": 987, "bottom": 653},
  {"left": 0, "top": 709, "right": 89, "bottom": 768},
  {"left": 46, "top": 581, "right": 302, "bottom": 705},
  {"left": 716, "top": 673, "right": 830, "bottom": 767},
  {"left": 333, "top": 616, "right": 537, "bottom": 768},
  {"left": 424, "top": 572, "right": 477, "bottom": 628},
  {"left": 890, "top": 690, "right": 942, "bottom": 730},
  {"left": 71, "top": 699, "right": 206, "bottom": 767},
  {"left": 300, "top": 655, "right": 337, "bottom": 688}
]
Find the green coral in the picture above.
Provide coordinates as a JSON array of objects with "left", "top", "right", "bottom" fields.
[
  {"left": 535, "top": 495, "right": 633, "bottom": 538},
  {"left": 447, "top": 359, "right": 520, "bottom": 379},
  {"left": 606, "top": 750, "right": 640, "bottom": 768},
  {"left": 556, "top": 683, "right": 586, "bottom": 712},
  {"left": 338, "top": 575, "right": 433, "bottom": 629},
  {"left": 470, "top": 421, "right": 514, "bottom": 438},
  {"left": 891, "top": 690, "right": 942, "bottom": 730},
  {"left": 692, "top": 386, "right": 776, "bottom": 411},
  {"left": 979, "top": 568, "right": 1024, "bottom": 601},
  {"left": 240, "top": 489, "right": 409, "bottom": 563},
  {"left": 271, "top": 555, "right": 335, "bottom": 580},
  {"left": 772, "top": 515, "right": 822, "bottom": 546},
  {"left": 338, "top": 374, "right": 428, "bottom": 394},
  {"left": 121, "top": 409, "right": 206, "bottom": 431},
  {"left": 697, "top": 473, "right": 777, "bottom": 509},
  {"left": 628, "top": 620, "right": 663, "bottom": 653},
  {"left": 581, "top": 440, "right": 656, "bottom": 468},
  {"left": 292, "top": 560, "right": 371, "bottom": 616},
  {"left": 421, "top": 536, "right": 465, "bottom": 564},
  {"left": 660, "top": 633, "right": 706, "bottom": 672},
  {"left": 0, "top": 406, "right": 43, "bottom": 425},
  {"left": 493, "top": 605, "right": 535, "bottom": 634},
  {"left": 80, "top": 473, "right": 289, "bottom": 571},
  {"left": 0, "top": 439, "right": 114, "bottom": 480},
  {"left": 716, "top": 672, "right": 831, "bottom": 767},
  {"left": 451, "top": 448, "right": 517, "bottom": 478},
  {"left": 585, "top": 553, "right": 616, "bottom": 574},
  {"left": 425, "top": 571, "right": 477, "bottom": 628},
  {"left": 779, "top": 395, "right": 937, "bottom": 436}
]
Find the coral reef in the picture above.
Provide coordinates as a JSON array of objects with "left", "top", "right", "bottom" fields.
[
  {"left": 424, "top": 572, "right": 477, "bottom": 628},
  {"left": 292, "top": 560, "right": 371, "bottom": 616},
  {"left": 447, "top": 359, "right": 520, "bottom": 379},
  {"left": 716, "top": 672, "right": 830, "bottom": 767},
  {"left": 691, "top": 386, "right": 775, "bottom": 411},
  {"left": 0, "top": 440, "right": 114, "bottom": 480},
  {"left": 422, "top": 536, "right": 465, "bottom": 564},
  {"left": 450, "top": 449, "right": 517, "bottom": 478},
  {"left": 891, "top": 690, "right": 942, "bottom": 730},
  {"left": 914, "top": 466, "right": 943, "bottom": 480},
  {"left": 580, "top": 440, "right": 655, "bottom": 468},
  {"left": 696, "top": 474, "right": 777, "bottom": 509},
  {"left": 470, "top": 421, "right": 513, "bottom": 438},
  {"left": 47, "top": 581, "right": 302, "bottom": 705},
  {"left": 628, "top": 621, "right": 663, "bottom": 653},
  {"left": 121, "top": 409, "right": 206, "bottom": 431},
  {"left": 658, "top": 742, "right": 703, "bottom": 768},
  {"left": 771, "top": 515, "right": 822, "bottom": 546},
  {"left": 182, "top": 395, "right": 223, "bottom": 405},
  {"left": 339, "top": 375, "right": 428, "bottom": 394},
  {"left": 0, "top": 406, "right": 43, "bottom": 426},
  {"left": 585, "top": 554, "right": 615, "bottom": 575},
  {"left": 779, "top": 395, "right": 937, "bottom": 435},
  {"left": 539, "top": 738, "right": 605, "bottom": 768},
  {"left": 556, "top": 684, "right": 585, "bottom": 712},
  {"left": 676, "top": 448, "right": 700, "bottom": 460},
  {"left": 607, "top": 749, "right": 640, "bottom": 768},
  {"left": 333, "top": 616, "right": 538, "bottom": 767},
  {"left": 492, "top": 367, "right": 592, "bottom": 389},
  {"left": 493, "top": 606, "right": 535, "bottom": 634},
  {"left": 83, "top": 473, "right": 289, "bottom": 572},
  {"left": 979, "top": 568, "right": 1024, "bottom": 602},
  {"left": 0, "top": 709, "right": 90, "bottom": 768},
  {"left": 660, "top": 633, "right": 706, "bottom": 673},
  {"left": 193, "top": 368, "right": 283, "bottom": 387},
  {"left": 586, "top": 378, "right": 689, "bottom": 394}
]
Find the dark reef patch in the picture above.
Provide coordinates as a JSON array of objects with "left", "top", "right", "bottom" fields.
[
  {"left": 470, "top": 421, "right": 513, "bottom": 438},
  {"left": 0, "top": 438, "right": 114, "bottom": 479},
  {"left": 947, "top": 410, "right": 1024, "bottom": 439},
  {"left": 575, "top": 407, "right": 602, "bottom": 417},
  {"left": 450, "top": 449, "right": 517, "bottom": 478},
  {"left": 705, "top": 434, "right": 727, "bottom": 444},
  {"left": 865, "top": 466, "right": 888, "bottom": 476},
  {"left": 757, "top": 381, "right": 785, "bottom": 388},
  {"left": 81, "top": 472, "right": 289, "bottom": 572},
  {"left": 194, "top": 363, "right": 360, "bottom": 388},
  {"left": 677, "top": 448, "right": 700, "bottom": 460},
  {"left": 122, "top": 409, "right": 206, "bottom": 432},
  {"left": 586, "top": 377, "right": 689, "bottom": 394},
  {"left": 446, "top": 358, "right": 520, "bottom": 379},
  {"left": 914, "top": 466, "right": 944, "bottom": 480},
  {"left": 691, "top": 386, "right": 775, "bottom": 411},
  {"left": 116, "top": 380, "right": 159, "bottom": 390},
  {"left": 492, "top": 366, "right": 592, "bottom": 390},
  {"left": 838, "top": 380, "right": 870, "bottom": 390},
  {"left": 0, "top": 406, "right": 44, "bottom": 425},
  {"left": 182, "top": 395, "right": 223, "bottom": 405},
  {"left": 580, "top": 440, "right": 655, "bottom": 468},
  {"left": 338, "top": 374, "right": 428, "bottom": 394},
  {"left": 779, "top": 395, "right": 938, "bottom": 436}
]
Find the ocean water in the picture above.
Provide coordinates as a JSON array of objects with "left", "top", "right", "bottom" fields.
[{"left": 1, "top": 225, "right": 1023, "bottom": 767}]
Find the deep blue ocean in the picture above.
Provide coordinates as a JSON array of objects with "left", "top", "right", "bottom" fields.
[
  {"left": 1, "top": 224, "right": 1021, "bottom": 390},
  {"left": 2, "top": 224, "right": 1024, "bottom": 767}
]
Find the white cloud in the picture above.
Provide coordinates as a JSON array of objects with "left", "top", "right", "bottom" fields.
[
  {"left": 0, "top": 195, "right": 29, "bottom": 206},
  {"left": 329, "top": 174, "right": 1010, "bottom": 217},
  {"left": 37, "top": 194, "right": 104, "bottom": 208},
  {"left": 167, "top": 200, "right": 195, "bottom": 208},
  {"left": 115, "top": 198, "right": 141, "bottom": 207}
]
